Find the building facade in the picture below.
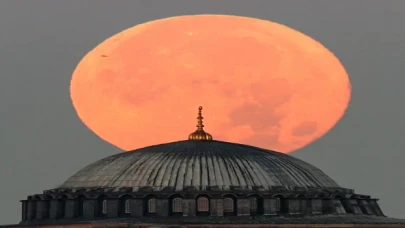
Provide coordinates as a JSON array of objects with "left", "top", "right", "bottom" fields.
[{"left": 4, "top": 107, "right": 405, "bottom": 227}]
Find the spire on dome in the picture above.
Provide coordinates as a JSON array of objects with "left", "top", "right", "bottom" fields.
[{"left": 188, "top": 106, "right": 213, "bottom": 141}]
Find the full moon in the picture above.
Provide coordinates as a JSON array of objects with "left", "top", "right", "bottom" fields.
[{"left": 70, "top": 15, "right": 351, "bottom": 153}]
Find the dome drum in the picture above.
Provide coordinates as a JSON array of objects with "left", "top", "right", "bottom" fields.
[{"left": 20, "top": 187, "right": 385, "bottom": 225}]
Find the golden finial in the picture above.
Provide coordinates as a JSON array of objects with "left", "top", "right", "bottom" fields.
[{"left": 188, "top": 106, "right": 213, "bottom": 141}]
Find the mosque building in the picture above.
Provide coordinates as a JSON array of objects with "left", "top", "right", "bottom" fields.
[{"left": 3, "top": 107, "right": 405, "bottom": 228}]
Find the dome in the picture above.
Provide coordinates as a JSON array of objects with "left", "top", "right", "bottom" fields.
[
  {"left": 58, "top": 140, "right": 340, "bottom": 191},
  {"left": 19, "top": 106, "right": 405, "bottom": 226}
]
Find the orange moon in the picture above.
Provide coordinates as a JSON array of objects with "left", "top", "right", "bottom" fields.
[{"left": 70, "top": 14, "right": 351, "bottom": 153}]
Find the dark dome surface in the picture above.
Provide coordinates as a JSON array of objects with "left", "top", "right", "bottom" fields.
[{"left": 58, "top": 140, "right": 340, "bottom": 191}]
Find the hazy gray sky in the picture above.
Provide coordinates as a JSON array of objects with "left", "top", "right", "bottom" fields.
[{"left": 1, "top": 0, "right": 404, "bottom": 224}]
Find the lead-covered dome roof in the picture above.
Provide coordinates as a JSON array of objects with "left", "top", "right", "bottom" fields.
[{"left": 58, "top": 140, "right": 340, "bottom": 191}]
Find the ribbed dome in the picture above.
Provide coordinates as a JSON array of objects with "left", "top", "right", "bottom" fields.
[{"left": 58, "top": 140, "right": 340, "bottom": 191}]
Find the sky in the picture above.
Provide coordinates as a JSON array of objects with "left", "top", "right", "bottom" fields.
[{"left": 0, "top": 0, "right": 404, "bottom": 224}]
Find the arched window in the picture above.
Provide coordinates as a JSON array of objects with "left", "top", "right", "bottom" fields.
[
  {"left": 297, "top": 195, "right": 309, "bottom": 215},
  {"left": 102, "top": 200, "right": 107, "bottom": 214},
  {"left": 275, "top": 197, "right": 281, "bottom": 212},
  {"left": 172, "top": 197, "right": 183, "bottom": 213},
  {"left": 223, "top": 197, "right": 234, "bottom": 213},
  {"left": 274, "top": 195, "right": 286, "bottom": 214},
  {"left": 148, "top": 198, "right": 156, "bottom": 213},
  {"left": 125, "top": 199, "right": 131, "bottom": 214},
  {"left": 197, "top": 196, "right": 209, "bottom": 215},
  {"left": 77, "top": 196, "right": 85, "bottom": 217},
  {"left": 118, "top": 195, "right": 132, "bottom": 217},
  {"left": 96, "top": 196, "right": 107, "bottom": 217},
  {"left": 250, "top": 197, "right": 258, "bottom": 212},
  {"left": 249, "top": 195, "right": 263, "bottom": 215}
]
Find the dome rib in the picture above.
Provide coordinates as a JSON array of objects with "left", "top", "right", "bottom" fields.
[
  {"left": 279, "top": 155, "right": 317, "bottom": 187},
  {"left": 289, "top": 155, "right": 339, "bottom": 187},
  {"left": 229, "top": 148, "right": 255, "bottom": 187},
  {"left": 284, "top": 156, "right": 328, "bottom": 187},
  {"left": 254, "top": 155, "right": 289, "bottom": 187},
  {"left": 57, "top": 140, "right": 341, "bottom": 191}
]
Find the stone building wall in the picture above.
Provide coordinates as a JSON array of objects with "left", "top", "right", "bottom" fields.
[{"left": 18, "top": 189, "right": 387, "bottom": 226}]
